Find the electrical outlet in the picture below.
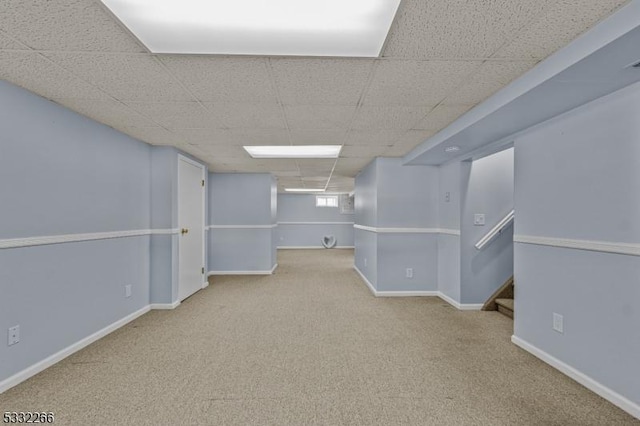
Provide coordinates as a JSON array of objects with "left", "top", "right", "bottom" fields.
[
  {"left": 406, "top": 268, "right": 413, "bottom": 279},
  {"left": 125, "top": 284, "right": 132, "bottom": 298},
  {"left": 474, "top": 214, "right": 485, "bottom": 226},
  {"left": 364, "top": 258, "right": 367, "bottom": 267},
  {"left": 445, "top": 192, "right": 451, "bottom": 202},
  {"left": 553, "top": 313, "right": 564, "bottom": 334},
  {"left": 8, "top": 325, "right": 20, "bottom": 346}
]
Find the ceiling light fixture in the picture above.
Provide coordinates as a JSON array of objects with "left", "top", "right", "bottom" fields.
[
  {"left": 244, "top": 145, "right": 341, "bottom": 159},
  {"left": 100, "top": 0, "right": 401, "bottom": 57},
  {"left": 285, "top": 188, "right": 325, "bottom": 193},
  {"left": 445, "top": 146, "right": 460, "bottom": 153}
]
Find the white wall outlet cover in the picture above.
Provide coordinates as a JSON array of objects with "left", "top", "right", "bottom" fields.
[
  {"left": 125, "top": 284, "right": 132, "bottom": 298},
  {"left": 474, "top": 214, "right": 486, "bottom": 226},
  {"left": 553, "top": 313, "right": 564, "bottom": 334},
  {"left": 8, "top": 325, "right": 20, "bottom": 346},
  {"left": 445, "top": 192, "right": 451, "bottom": 202},
  {"left": 406, "top": 268, "right": 413, "bottom": 278}
]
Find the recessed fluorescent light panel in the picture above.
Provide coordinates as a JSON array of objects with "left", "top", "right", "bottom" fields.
[
  {"left": 100, "top": 0, "right": 402, "bottom": 57},
  {"left": 244, "top": 145, "right": 341, "bottom": 159},
  {"left": 285, "top": 188, "right": 325, "bottom": 193}
]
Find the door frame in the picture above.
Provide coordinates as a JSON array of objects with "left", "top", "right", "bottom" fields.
[{"left": 177, "top": 154, "right": 207, "bottom": 299}]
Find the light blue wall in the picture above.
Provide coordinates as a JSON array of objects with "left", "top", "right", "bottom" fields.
[
  {"left": 208, "top": 173, "right": 276, "bottom": 272},
  {"left": 0, "top": 81, "right": 152, "bottom": 383},
  {"left": 354, "top": 158, "right": 439, "bottom": 292},
  {"left": 354, "top": 160, "right": 378, "bottom": 286},
  {"left": 460, "top": 148, "right": 514, "bottom": 304},
  {"left": 514, "top": 83, "right": 640, "bottom": 407},
  {"left": 277, "top": 194, "right": 354, "bottom": 248},
  {"left": 376, "top": 158, "right": 439, "bottom": 228},
  {"left": 437, "top": 161, "right": 466, "bottom": 301}
]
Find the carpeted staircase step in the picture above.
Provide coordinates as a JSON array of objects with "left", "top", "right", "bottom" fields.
[{"left": 495, "top": 298, "right": 514, "bottom": 319}]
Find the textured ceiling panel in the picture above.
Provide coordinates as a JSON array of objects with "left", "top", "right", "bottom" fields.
[
  {"left": 362, "top": 60, "right": 481, "bottom": 105},
  {"left": 443, "top": 60, "right": 538, "bottom": 105},
  {"left": 382, "top": 130, "right": 437, "bottom": 157},
  {"left": 494, "top": 0, "right": 628, "bottom": 60},
  {"left": 119, "top": 126, "right": 183, "bottom": 146},
  {"left": 160, "top": 56, "right": 278, "bottom": 103},
  {"left": 333, "top": 157, "right": 374, "bottom": 177},
  {"left": 0, "top": 51, "right": 109, "bottom": 100},
  {"left": 202, "top": 102, "right": 286, "bottom": 129},
  {"left": 0, "top": 1, "right": 145, "bottom": 52},
  {"left": 170, "top": 128, "right": 232, "bottom": 146},
  {"left": 414, "top": 104, "right": 474, "bottom": 131},
  {"left": 125, "top": 102, "right": 221, "bottom": 129},
  {"left": 383, "top": 0, "right": 550, "bottom": 59},
  {"left": 0, "top": 30, "right": 25, "bottom": 49},
  {"left": 284, "top": 105, "right": 357, "bottom": 129},
  {"left": 341, "top": 144, "right": 392, "bottom": 158},
  {"left": 52, "top": 98, "right": 156, "bottom": 129},
  {"left": 43, "top": 53, "right": 193, "bottom": 101},
  {"left": 344, "top": 129, "right": 405, "bottom": 146},
  {"left": 351, "top": 105, "right": 427, "bottom": 130},
  {"left": 190, "top": 144, "right": 248, "bottom": 158},
  {"left": 271, "top": 58, "right": 374, "bottom": 105},
  {"left": 229, "top": 129, "right": 290, "bottom": 146},
  {"left": 288, "top": 129, "right": 347, "bottom": 146}
]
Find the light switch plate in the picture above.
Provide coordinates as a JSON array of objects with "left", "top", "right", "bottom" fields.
[
  {"left": 474, "top": 214, "right": 485, "bottom": 226},
  {"left": 553, "top": 313, "right": 564, "bottom": 334}
]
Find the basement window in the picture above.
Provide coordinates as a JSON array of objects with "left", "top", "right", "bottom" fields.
[{"left": 316, "top": 195, "right": 338, "bottom": 208}]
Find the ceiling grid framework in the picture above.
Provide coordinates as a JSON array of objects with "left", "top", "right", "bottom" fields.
[{"left": 0, "top": 0, "right": 630, "bottom": 192}]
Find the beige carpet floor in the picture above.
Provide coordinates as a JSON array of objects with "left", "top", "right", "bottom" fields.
[{"left": 1, "top": 249, "right": 637, "bottom": 425}]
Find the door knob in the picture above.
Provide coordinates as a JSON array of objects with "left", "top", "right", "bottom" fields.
[{"left": 181, "top": 228, "right": 189, "bottom": 235}]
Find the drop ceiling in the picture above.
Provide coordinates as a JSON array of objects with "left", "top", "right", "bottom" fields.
[{"left": 0, "top": 0, "right": 629, "bottom": 192}]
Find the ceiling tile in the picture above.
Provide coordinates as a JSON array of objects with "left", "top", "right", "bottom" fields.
[
  {"left": 284, "top": 105, "right": 357, "bottom": 129},
  {"left": 229, "top": 129, "right": 290, "bottom": 146},
  {"left": 119, "top": 127, "right": 183, "bottom": 146},
  {"left": 160, "top": 56, "right": 278, "bottom": 103},
  {"left": 363, "top": 60, "right": 481, "bottom": 105},
  {"left": 494, "top": 0, "right": 627, "bottom": 60},
  {"left": 0, "top": 30, "right": 25, "bottom": 49},
  {"left": 271, "top": 58, "right": 374, "bottom": 105},
  {"left": 0, "top": 1, "right": 145, "bottom": 52},
  {"left": 296, "top": 158, "right": 337, "bottom": 171},
  {"left": 43, "top": 53, "right": 193, "bottom": 101},
  {"left": 51, "top": 98, "right": 156, "bottom": 129},
  {"left": 351, "top": 106, "right": 427, "bottom": 130},
  {"left": 414, "top": 104, "right": 474, "bottom": 131},
  {"left": 382, "top": 0, "right": 550, "bottom": 59},
  {"left": 288, "top": 129, "right": 347, "bottom": 146},
  {"left": 382, "top": 130, "right": 437, "bottom": 156},
  {"left": 0, "top": 51, "right": 109, "bottom": 100},
  {"left": 344, "top": 130, "right": 405, "bottom": 146},
  {"left": 443, "top": 60, "right": 538, "bottom": 105},
  {"left": 341, "top": 145, "right": 391, "bottom": 158},
  {"left": 190, "top": 144, "right": 249, "bottom": 159},
  {"left": 203, "top": 102, "right": 286, "bottom": 129},
  {"left": 333, "top": 157, "right": 373, "bottom": 177},
  {"left": 125, "top": 102, "right": 222, "bottom": 129},
  {"left": 169, "top": 129, "right": 233, "bottom": 146}
]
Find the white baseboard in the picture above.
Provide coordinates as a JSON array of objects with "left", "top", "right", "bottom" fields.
[
  {"left": 0, "top": 305, "right": 150, "bottom": 394},
  {"left": 352, "top": 265, "right": 482, "bottom": 309},
  {"left": 512, "top": 335, "right": 640, "bottom": 420},
  {"left": 277, "top": 246, "right": 355, "bottom": 249},
  {"left": 352, "top": 266, "right": 438, "bottom": 297},
  {"left": 438, "top": 292, "right": 484, "bottom": 311},
  {"left": 150, "top": 300, "right": 180, "bottom": 310},
  {"left": 353, "top": 265, "right": 377, "bottom": 296},
  {"left": 202, "top": 281, "right": 209, "bottom": 289},
  {"left": 208, "top": 263, "right": 278, "bottom": 276}
]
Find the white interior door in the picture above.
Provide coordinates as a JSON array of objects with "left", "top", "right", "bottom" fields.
[{"left": 178, "top": 156, "right": 205, "bottom": 301}]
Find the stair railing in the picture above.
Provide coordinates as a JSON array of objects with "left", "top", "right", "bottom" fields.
[{"left": 475, "top": 209, "right": 514, "bottom": 250}]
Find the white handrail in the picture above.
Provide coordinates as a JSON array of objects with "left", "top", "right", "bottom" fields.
[{"left": 475, "top": 210, "right": 514, "bottom": 250}]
